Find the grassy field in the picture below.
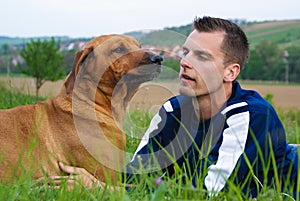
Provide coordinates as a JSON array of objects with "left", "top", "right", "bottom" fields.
[{"left": 0, "top": 81, "right": 299, "bottom": 200}]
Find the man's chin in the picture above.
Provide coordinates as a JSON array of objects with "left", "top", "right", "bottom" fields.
[{"left": 178, "top": 86, "right": 197, "bottom": 97}]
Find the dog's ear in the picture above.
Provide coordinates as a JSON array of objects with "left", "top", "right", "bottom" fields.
[{"left": 64, "top": 47, "right": 93, "bottom": 94}]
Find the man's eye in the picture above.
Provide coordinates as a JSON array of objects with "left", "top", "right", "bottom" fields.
[
  {"left": 181, "top": 49, "right": 189, "bottom": 57},
  {"left": 197, "top": 55, "right": 209, "bottom": 61},
  {"left": 113, "top": 46, "right": 127, "bottom": 54}
]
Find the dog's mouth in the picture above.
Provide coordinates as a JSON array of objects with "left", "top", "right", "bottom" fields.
[{"left": 122, "top": 63, "right": 162, "bottom": 83}]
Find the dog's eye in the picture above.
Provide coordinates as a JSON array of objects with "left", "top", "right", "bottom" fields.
[{"left": 112, "top": 46, "right": 127, "bottom": 54}]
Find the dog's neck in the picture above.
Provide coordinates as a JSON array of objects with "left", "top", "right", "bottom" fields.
[
  {"left": 97, "top": 79, "right": 141, "bottom": 127},
  {"left": 58, "top": 73, "right": 141, "bottom": 129},
  {"left": 97, "top": 82, "right": 129, "bottom": 127}
]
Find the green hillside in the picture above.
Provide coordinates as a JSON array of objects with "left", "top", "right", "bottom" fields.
[
  {"left": 0, "top": 36, "right": 88, "bottom": 47},
  {"left": 124, "top": 26, "right": 192, "bottom": 47},
  {"left": 243, "top": 20, "right": 300, "bottom": 48},
  {"left": 124, "top": 19, "right": 300, "bottom": 48}
]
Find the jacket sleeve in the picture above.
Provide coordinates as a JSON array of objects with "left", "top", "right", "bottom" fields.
[
  {"left": 234, "top": 107, "right": 289, "bottom": 185},
  {"left": 204, "top": 108, "right": 250, "bottom": 194},
  {"left": 203, "top": 102, "right": 286, "bottom": 195},
  {"left": 123, "top": 105, "right": 175, "bottom": 183},
  {"left": 123, "top": 96, "right": 189, "bottom": 183}
]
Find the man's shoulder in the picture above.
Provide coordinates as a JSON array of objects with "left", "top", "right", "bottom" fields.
[
  {"left": 162, "top": 95, "right": 192, "bottom": 113},
  {"left": 224, "top": 82, "right": 277, "bottom": 118}
]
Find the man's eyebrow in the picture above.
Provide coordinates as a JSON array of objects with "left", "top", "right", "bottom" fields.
[{"left": 194, "top": 49, "right": 213, "bottom": 60}]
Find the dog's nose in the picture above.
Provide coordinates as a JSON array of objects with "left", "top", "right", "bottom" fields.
[{"left": 149, "top": 54, "right": 163, "bottom": 64}]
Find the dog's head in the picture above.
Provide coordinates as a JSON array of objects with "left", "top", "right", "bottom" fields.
[
  {"left": 62, "top": 35, "right": 162, "bottom": 179},
  {"left": 64, "top": 34, "right": 162, "bottom": 98}
]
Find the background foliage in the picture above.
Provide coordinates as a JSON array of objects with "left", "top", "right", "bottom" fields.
[{"left": 18, "top": 37, "right": 65, "bottom": 99}]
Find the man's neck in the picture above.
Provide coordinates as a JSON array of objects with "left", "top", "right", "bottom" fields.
[{"left": 194, "top": 82, "right": 233, "bottom": 120}]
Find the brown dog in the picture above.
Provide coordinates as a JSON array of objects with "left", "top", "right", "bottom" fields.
[{"left": 0, "top": 34, "right": 162, "bottom": 183}]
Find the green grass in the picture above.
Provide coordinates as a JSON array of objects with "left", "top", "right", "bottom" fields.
[
  {"left": 0, "top": 81, "right": 45, "bottom": 109},
  {"left": 0, "top": 82, "right": 299, "bottom": 200},
  {"left": 277, "top": 108, "right": 300, "bottom": 144}
]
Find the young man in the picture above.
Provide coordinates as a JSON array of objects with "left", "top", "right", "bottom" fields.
[{"left": 56, "top": 16, "right": 298, "bottom": 198}]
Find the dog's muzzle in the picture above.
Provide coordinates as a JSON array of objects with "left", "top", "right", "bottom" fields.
[{"left": 149, "top": 54, "right": 163, "bottom": 65}]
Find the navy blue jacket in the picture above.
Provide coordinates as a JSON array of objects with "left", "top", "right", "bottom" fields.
[{"left": 124, "top": 81, "right": 298, "bottom": 198}]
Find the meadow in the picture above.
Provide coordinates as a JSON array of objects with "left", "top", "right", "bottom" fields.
[{"left": 0, "top": 80, "right": 299, "bottom": 200}]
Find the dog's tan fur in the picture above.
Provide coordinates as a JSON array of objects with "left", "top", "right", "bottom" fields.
[{"left": 0, "top": 34, "right": 161, "bottom": 183}]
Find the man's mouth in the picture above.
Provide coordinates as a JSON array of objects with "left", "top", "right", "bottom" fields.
[{"left": 181, "top": 74, "right": 196, "bottom": 82}]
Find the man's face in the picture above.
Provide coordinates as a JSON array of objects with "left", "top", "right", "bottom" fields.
[{"left": 179, "top": 30, "right": 227, "bottom": 97}]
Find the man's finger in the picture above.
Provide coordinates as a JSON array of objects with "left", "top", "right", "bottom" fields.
[
  {"left": 48, "top": 176, "right": 73, "bottom": 184},
  {"left": 58, "top": 162, "right": 79, "bottom": 174}
]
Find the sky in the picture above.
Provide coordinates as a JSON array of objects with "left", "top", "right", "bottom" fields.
[{"left": 1, "top": 0, "right": 300, "bottom": 38}]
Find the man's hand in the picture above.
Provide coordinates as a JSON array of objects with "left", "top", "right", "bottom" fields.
[{"left": 48, "top": 162, "right": 107, "bottom": 190}]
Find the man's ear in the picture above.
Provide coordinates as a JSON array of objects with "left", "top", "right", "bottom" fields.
[
  {"left": 64, "top": 47, "right": 93, "bottom": 94},
  {"left": 223, "top": 63, "right": 240, "bottom": 82}
]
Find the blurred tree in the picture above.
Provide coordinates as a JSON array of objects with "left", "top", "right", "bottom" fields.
[
  {"left": 240, "top": 49, "right": 265, "bottom": 80},
  {"left": 285, "top": 46, "right": 300, "bottom": 82},
  {"left": 255, "top": 40, "right": 285, "bottom": 81},
  {"left": 18, "top": 37, "right": 65, "bottom": 100},
  {"left": 160, "top": 57, "right": 181, "bottom": 79},
  {"left": 62, "top": 50, "right": 76, "bottom": 74},
  {"left": 1, "top": 44, "right": 11, "bottom": 76},
  {"left": 162, "top": 57, "right": 180, "bottom": 72}
]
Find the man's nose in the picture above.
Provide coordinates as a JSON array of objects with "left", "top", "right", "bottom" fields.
[{"left": 180, "top": 57, "right": 192, "bottom": 69}]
